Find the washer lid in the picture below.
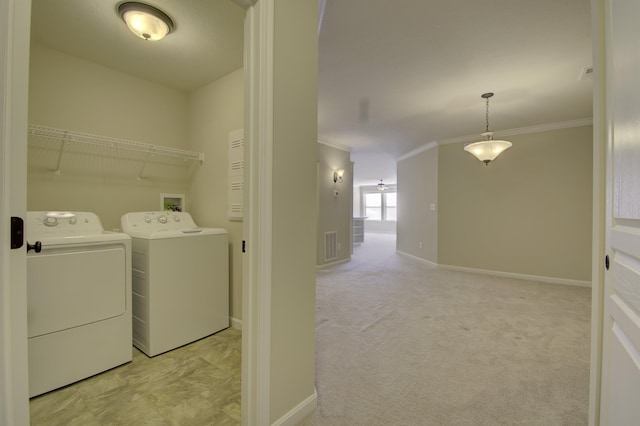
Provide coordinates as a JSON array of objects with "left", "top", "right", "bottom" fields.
[{"left": 124, "top": 227, "right": 228, "bottom": 239}]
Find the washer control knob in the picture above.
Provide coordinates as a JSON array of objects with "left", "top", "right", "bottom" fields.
[
  {"left": 68, "top": 217, "right": 77, "bottom": 225},
  {"left": 44, "top": 217, "right": 58, "bottom": 227},
  {"left": 158, "top": 215, "right": 168, "bottom": 224},
  {"left": 144, "top": 217, "right": 151, "bottom": 223},
  {"left": 174, "top": 216, "right": 180, "bottom": 222}
]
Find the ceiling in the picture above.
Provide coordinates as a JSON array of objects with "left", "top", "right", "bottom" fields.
[
  {"left": 30, "top": 0, "right": 593, "bottom": 184},
  {"left": 30, "top": 0, "right": 245, "bottom": 92},
  {"left": 318, "top": 0, "right": 593, "bottom": 160}
]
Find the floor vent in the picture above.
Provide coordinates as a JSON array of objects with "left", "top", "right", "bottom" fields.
[{"left": 324, "top": 231, "right": 338, "bottom": 261}]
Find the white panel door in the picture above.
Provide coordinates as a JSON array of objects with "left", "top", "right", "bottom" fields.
[
  {"left": 600, "top": 0, "right": 640, "bottom": 423},
  {"left": 0, "top": 0, "right": 31, "bottom": 424}
]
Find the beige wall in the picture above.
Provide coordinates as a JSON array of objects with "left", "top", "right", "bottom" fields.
[
  {"left": 270, "top": 0, "right": 318, "bottom": 421},
  {"left": 397, "top": 146, "right": 438, "bottom": 262},
  {"left": 28, "top": 45, "right": 245, "bottom": 321},
  {"left": 29, "top": 44, "right": 188, "bottom": 149},
  {"left": 28, "top": 44, "right": 190, "bottom": 231},
  {"left": 187, "top": 68, "right": 244, "bottom": 323},
  {"left": 317, "top": 143, "right": 352, "bottom": 266},
  {"left": 438, "top": 125, "right": 593, "bottom": 282}
]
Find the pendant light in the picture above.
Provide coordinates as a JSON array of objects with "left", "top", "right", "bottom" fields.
[
  {"left": 377, "top": 179, "right": 386, "bottom": 191},
  {"left": 464, "top": 93, "right": 512, "bottom": 165},
  {"left": 118, "top": 2, "right": 175, "bottom": 41}
]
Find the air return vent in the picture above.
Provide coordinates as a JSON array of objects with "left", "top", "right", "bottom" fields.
[{"left": 324, "top": 231, "right": 338, "bottom": 261}]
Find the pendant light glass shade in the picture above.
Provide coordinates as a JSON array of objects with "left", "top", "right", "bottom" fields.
[
  {"left": 378, "top": 179, "right": 386, "bottom": 191},
  {"left": 118, "top": 2, "right": 175, "bottom": 41},
  {"left": 464, "top": 93, "right": 512, "bottom": 165},
  {"left": 464, "top": 133, "right": 512, "bottom": 165}
]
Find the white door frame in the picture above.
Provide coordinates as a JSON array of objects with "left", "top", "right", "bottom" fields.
[
  {"left": 588, "top": 0, "right": 606, "bottom": 423},
  {"left": 242, "top": 1, "right": 274, "bottom": 425},
  {"left": 1, "top": 1, "right": 277, "bottom": 425},
  {"left": 0, "top": 0, "right": 31, "bottom": 425}
]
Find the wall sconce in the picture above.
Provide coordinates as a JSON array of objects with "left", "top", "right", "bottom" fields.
[{"left": 333, "top": 169, "right": 344, "bottom": 183}]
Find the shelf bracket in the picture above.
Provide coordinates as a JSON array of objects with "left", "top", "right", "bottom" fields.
[
  {"left": 54, "top": 131, "right": 71, "bottom": 175},
  {"left": 138, "top": 148, "right": 153, "bottom": 179}
]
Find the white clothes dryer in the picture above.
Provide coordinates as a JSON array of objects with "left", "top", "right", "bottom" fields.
[
  {"left": 26, "top": 211, "right": 132, "bottom": 397},
  {"left": 121, "top": 211, "right": 229, "bottom": 357}
]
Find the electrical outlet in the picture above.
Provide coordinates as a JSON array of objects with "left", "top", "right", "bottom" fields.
[
  {"left": 337, "top": 242, "right": 342, "bottom": 251},
  {"left": 419, "top": 241, "right": 423, "bottom": 249}
]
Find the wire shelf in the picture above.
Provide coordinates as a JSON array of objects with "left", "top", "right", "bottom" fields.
[{"left": 28, "top": 124, "right": 204, "bottom": 181}]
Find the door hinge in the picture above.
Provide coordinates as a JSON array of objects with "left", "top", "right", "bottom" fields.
[
  {"left": 10, "top": 217, "right": 24, "bottom": 249},
  {"left": 242, "top": 240, "right": 246, "bottom": 253}
]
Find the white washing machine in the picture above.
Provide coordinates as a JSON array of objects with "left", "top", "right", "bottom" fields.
[
  {"left": 121, "top": 211, "right": 229, "bottom": 357},
  {"left": 26, "top": 211, "right": 132, "bottom": 397}
]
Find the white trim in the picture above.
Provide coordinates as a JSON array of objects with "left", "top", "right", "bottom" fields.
[
  {"left": 397, "top": 251, "right": 592, "bottom": 288},
  {"left": 270, "top": 388, "right": 318, "bottom": 426},
  {"left": 439, "top": 118, "right": 594, "bottom": 146},
  {"left": 1, "top": 0, "right": 31, "bottom": 424},
  {"left": 397, "top": 118, "right": 594, "bottom": 161},
  {"left": 242, "top": 1, "right": 274, "bottom": 425},
  {"left": 230, "top": 317, "right": 242, "bottom": 330},
  {"left": 438, "top": 264, "right": 592, "bottom": 288},
  {"left": 231, "top": 0, "right": 257, "bottom": 8},
  {"left": 396, "top": 250, "right": 438, "bottom": 267},
  {"left": 588, "top": 0, "right": 605, "bottom": 424},
  {"left": 316, "top": 257, "right": 350, "bottom": 270},
  {"left": 318, "top": 0, "right": 327, "bottom": 34},
  {"left": 317, "top": 137, "right": 352, "bottom": 152},
  {"left": 395, "top": 141, "right": 438, "bottom": 162}
]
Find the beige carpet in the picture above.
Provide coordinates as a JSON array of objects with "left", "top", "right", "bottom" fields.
[{"left": 302, "top": 233, "right": 591, "bottom": 426}]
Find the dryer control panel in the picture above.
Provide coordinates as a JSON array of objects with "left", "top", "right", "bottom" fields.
[{"left": 27, "top": 211, "right": 104, "bottom": 238}]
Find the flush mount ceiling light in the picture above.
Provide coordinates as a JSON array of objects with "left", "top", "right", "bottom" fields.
[
  {"left": 118, "top": 2, "right": 175, "bottom": 41},
  {"left": 378, "top": 179, "right": 386, "bottom": 191},
  {"left": 464, "top": 92, "right": 512, "bottom": 166}
]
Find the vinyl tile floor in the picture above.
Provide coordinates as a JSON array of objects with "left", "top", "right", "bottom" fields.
[{"left": 29, "top": 327, "right": 241, "bottom": 426}]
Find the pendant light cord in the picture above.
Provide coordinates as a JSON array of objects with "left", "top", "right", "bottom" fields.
[{"left": 485, "top": 96, "right": 490, "bottom": 133}]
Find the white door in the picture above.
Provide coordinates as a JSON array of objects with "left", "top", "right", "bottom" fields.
[
  {"left": 600, "top": 0, "right": 640, "bottom": 423},
  {"left": 0, "top": 0, "right": 31, "bottom": 425}
]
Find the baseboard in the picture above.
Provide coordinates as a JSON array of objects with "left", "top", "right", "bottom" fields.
[
  {"left": 316, "top": 257, "right": 350, "bottom": 270},
  {"left": 230, "top": 317, "right": 242, "bottom": 330},
  {"left": 396, "top": 250, "right": 437, "bottom": 267},
  {"left": 438, "top": 264, "right": 592, "bottom": 288},
  {"left": 395, "top": 251, "right": 591, "bottom": 287},
  {"left": 271, "top": 387, "right": 317, "bottom": 426}
]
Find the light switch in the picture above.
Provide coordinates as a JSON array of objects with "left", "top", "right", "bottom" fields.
[{"left": 430, "top": 203, "right": 436, "bottom": 211}]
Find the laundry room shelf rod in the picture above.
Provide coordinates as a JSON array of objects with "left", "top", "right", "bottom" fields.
[{"left": 28, "top": 124, "right": 205, "bottom": 180}]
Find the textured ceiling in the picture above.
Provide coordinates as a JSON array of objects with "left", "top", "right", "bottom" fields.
[
  {"left": 318, "top": 0, "right": 593, "bottom": 163},
  {"left": 30, "top": 0, "right": 593, "bottom": 186},
  {"left": 30, "top": 0, "right": 245, "bottom": 92}
]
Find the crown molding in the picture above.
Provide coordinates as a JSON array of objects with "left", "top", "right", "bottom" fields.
[
  {"left": 317, "top": 137, "right": 352, "bottom": 152},
  {"left": 396, "top": 118, "right": 593, "bottom": 162},
  {"left": 395, "top": 141, "right": 438, "bottom": 162},
  {"left": 438, "top": 118, "right": 594, "bottom": 146},
  {"left": 231, "top": 0, "right": 257, "bottom": 8}
]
